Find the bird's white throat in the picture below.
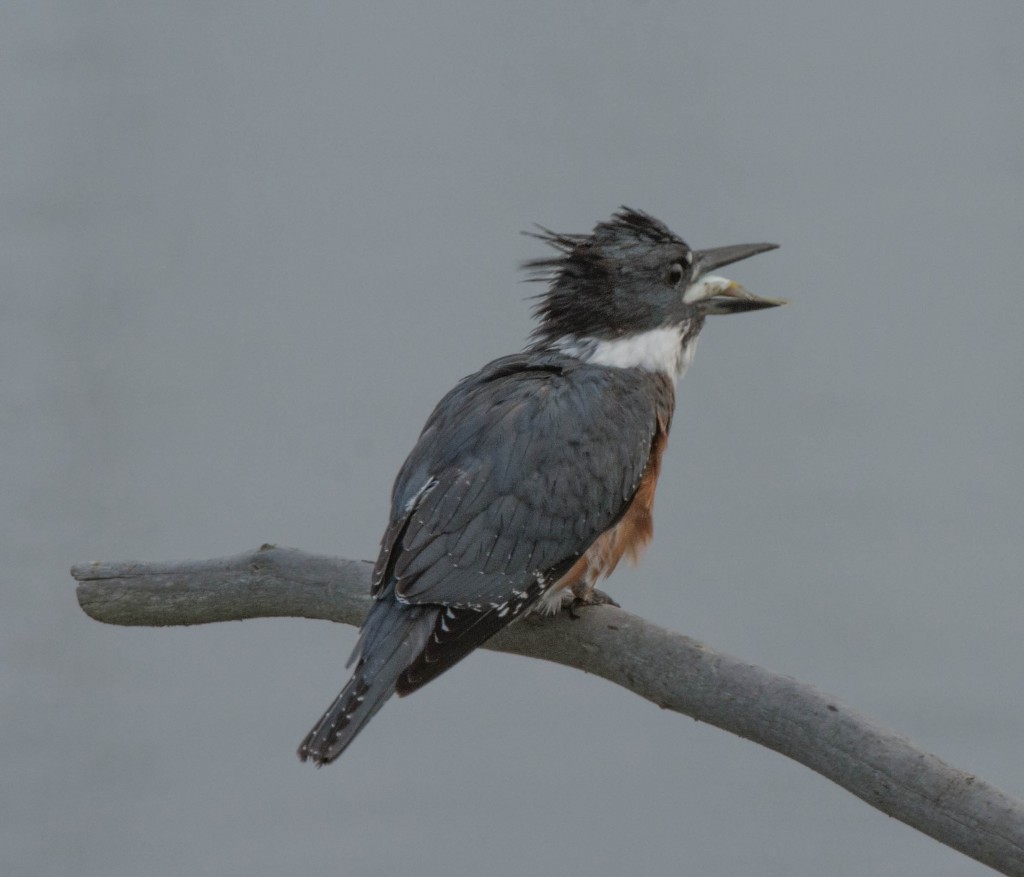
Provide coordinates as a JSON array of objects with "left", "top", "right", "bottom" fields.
[{"left": 553, "top": 326, "right": 698, "bottom": 380}]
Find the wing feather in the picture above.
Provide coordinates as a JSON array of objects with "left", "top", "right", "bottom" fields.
[{"left": 384, "top": 353, "right": 671, "bottom": 608}]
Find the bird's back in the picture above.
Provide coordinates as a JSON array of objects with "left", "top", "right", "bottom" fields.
[{"left": 299, "top": 351, "right": 672, "bottom": 764}]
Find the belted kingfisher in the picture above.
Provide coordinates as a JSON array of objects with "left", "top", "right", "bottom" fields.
[{"left": 298, "top": 207, "right": 784, "bottom": 765}]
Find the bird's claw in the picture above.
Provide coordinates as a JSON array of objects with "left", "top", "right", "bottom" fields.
[{"left": 567, "top": 588, "right": 620, "bottom": 619}]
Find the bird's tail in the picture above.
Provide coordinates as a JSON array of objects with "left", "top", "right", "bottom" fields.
[{"left": 297, "top": 598, "right": 437, "bottom": 766}]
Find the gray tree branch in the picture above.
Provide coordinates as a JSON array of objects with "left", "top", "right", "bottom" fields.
[{"left": 72, "top": 545, "right": 1024, "bottom": 876}]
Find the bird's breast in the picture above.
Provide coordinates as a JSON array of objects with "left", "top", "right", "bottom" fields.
[{"left": 550, "top": 411, "right": 670, "bottom": 603}]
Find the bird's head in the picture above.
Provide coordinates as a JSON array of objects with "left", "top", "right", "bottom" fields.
[{"left": 526, "top": 208, "right": 784, "bottom": 368}]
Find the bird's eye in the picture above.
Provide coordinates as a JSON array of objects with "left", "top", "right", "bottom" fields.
[{"left": 668, "top": 263, "right": 686, "bottom": 287}]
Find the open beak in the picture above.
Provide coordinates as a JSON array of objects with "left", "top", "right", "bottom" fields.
[
  {"left": 685, "top": 242, "right": 786, "bottom": 315},
  {"left": 694, "top": 242, "right": 778, "bottom": 274}
]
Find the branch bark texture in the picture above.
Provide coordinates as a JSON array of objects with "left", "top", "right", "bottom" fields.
[{"left": 73, "top": 545, "right": 1024, "bottom": 875}]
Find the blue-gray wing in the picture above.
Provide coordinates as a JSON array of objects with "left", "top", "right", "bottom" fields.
[
  {"left": 372, "top": 352, "right": 671, "bottom": 611},
  {"left": 298, "top": 352, "right": 674, "bottom": 763}
]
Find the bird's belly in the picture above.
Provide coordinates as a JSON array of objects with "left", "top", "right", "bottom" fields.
[{"left": 535, "top": 417, "right": 668, "bottom": 614}]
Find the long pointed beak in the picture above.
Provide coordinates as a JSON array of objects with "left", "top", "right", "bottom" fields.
[
  {"left": 693, "top": 242, "right": 778, "bottom": 274},
  {"left": 686, "top": 241, "right": 785, "bottom": 315},
  {"left": 690, "top": 278, "right": 788, "bottom": 315}
]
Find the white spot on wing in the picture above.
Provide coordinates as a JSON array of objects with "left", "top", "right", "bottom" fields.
[{"left": 403, "top": 478, "right": 437, "bottom": 513}]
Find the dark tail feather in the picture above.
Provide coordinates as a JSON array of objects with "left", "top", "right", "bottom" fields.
[
  {"left": 297, "top": 600, "right": 437, "bottom": 766},
  {"left": 396, "top": 603, "right": 517, "bottom": 695}
]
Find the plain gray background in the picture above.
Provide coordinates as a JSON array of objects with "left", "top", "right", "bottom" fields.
[{"left": 5, "top": 3, "right": 1023, "bottom": 875}]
